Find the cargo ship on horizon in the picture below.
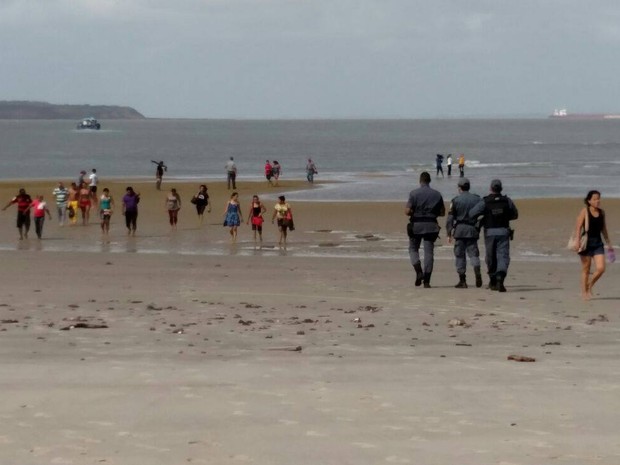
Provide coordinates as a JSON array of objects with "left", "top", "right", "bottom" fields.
[{"left": 549, "top": 109, "right": 620, "bottom": 120}]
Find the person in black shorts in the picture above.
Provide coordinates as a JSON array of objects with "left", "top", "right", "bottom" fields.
[
  {"left": 247, "top": 194, "right": 267, "bottom": 245},
  {"left": 192, "top": 184, "right": 211, "bottom": 224},
  {"left": 2, "top": 188, "right": 33, "bottom": 240}
]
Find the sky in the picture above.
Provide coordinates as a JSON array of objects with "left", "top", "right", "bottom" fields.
[{"left": 1, "top": 0, "right": 620, "bottom": 119}]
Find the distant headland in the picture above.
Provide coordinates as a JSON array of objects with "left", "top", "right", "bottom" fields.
[{"left": 0, "top": 101, "right": 145, "bottom": 119}]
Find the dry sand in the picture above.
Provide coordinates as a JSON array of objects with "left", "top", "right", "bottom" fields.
[{"left": 0, "top": 179, "right": 619, "bottom": 465}]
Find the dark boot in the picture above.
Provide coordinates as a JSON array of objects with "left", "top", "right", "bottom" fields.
[
  {"left": 474, "top": 267, "right": 483, "bottom": 288},
  {"left": 423, "top": 272, "right": 432, "bottom": 288},
  {"left": 497, "top": 273, "right": 507, "bottom": 293},
  {"left": 488, "top": 276, "right": 498, "bottom": 291},
  {"left": 413, "top": 263, "right": 423, "bottom": 287},
  {"left": 455, "top": 273, "right": 468, "bottom": 289}
]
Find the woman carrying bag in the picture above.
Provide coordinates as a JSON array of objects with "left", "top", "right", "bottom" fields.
[{"left": 571, "top": 190, "right": 614, "bottom": 300}]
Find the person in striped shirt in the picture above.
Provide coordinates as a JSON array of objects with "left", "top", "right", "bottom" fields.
[{"left": 52, "top": 182, "right": 70, "bottom": 226}]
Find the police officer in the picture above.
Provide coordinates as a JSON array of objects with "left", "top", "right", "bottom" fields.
[
  {"left": 405, "top": 171, "right": 445, "bottom": 288},
  {"left": 446, "top": 177, "right": 482, "bottom": 288},
  {"left": 469, "top": 179, "right": 519, "bottom": 292}
]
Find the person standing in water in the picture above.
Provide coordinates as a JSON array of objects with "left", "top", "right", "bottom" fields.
[
  {"left": 435, "top": 154, "right": 444, "bottom": 178},
  {"left": 264, "top": 160, "right": 274, "bottom": 186},
  {"left": 306, "top": 159, "right": 317, "bottom": 183},
  {"left": 446, "top": 154, "right": 453, "bottom": 176},
  {"left": 272, "top": 161, "right": 282, "bottom": 186},
  {"left": 458, "top": 154, "right": 466, "bottom": 177}
]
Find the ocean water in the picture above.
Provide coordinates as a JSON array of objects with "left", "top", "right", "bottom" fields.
[{"left": 2, "top": 118, "right": 620, "bottom": 201}]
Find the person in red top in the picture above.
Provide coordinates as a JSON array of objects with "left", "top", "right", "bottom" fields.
[
  {"left": 30, "top": 194, "right": 53, "bottom": 239},
  {"left": 2, "top": 188, "right": 33, "bottom": 239},
  {"left": 264, "top": 160, "right": 274, "bottom": 186}
]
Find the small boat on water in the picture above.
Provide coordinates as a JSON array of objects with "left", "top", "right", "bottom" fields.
[
  {"left": 76, "top": 117, "right": 101, "bottom": 130},
  {"left": 549, "top": 109, "right": 620, "bottom": 120}
]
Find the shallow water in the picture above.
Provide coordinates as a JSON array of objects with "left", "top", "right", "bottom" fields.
[{"left": 2, "top": 118, "right": 620, "bottom": 200}]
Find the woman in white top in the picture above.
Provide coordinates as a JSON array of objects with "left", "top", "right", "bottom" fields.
[{"left": 166, "top": 188, "right": 182, "bottom": 230}]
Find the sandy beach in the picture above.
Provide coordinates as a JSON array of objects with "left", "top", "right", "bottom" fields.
[{"left": 1, "top": 178, "right": 619, "bottom": 464}]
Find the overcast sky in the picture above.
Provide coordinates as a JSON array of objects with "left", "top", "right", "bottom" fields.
[{"left": 1, "top": 0, "right": 619, "bottom": 118}]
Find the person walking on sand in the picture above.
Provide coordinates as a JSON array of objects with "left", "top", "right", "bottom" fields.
[
  {"left": 67, "top": 182, "right": 79, "bottom": 225},
  {"left": 151, "top": 160, "right": 167, "bottom": 190},
  {"left": 458, "top": 154, "right": 466, "bottom": 177},
  {"left": 272, "top": 195, "right": 294, "bottom": 247},
  {"left": 30, "top": 195, "right": 52, "bottom": 239},
  {"left": 469, "top": 179, "right": 518, "bottom": 292},
  {"left": 52, "top": 181, "right": 69, "bottom": 226},
  {"left": 446, "top": 177, "right": 482, "bottom": 288},
  {"left": 88, "top": 169, "right": 99, "bottom": 204},
  {"left": 435, "top": 154, "right": 444, "bottom": 178},
  {"left": 122, "top": 186, "right": 140, "bottom": 236},
  {"left": 99, "top": 188, "right": 114, "bottom": 235},
  {"left": 446, "top": 154, "right": 453, "bottom": 177},
  {"left": 265, "top": 160, "right": 274, "bottom": 186},
  {"left": 405, "top": 172, "right": 445, "bottom": 288},
  {"left": 573, "top": 190, "right": 614, "bottom": 300},
  {"left": 2, "top": 188, "right": 33, "bottom": 240},
  {"left": 192, "top": 184, "right": 211, "bottom": 224},
  {"left": 272, "top": 160, "right": 281, "bottom": 186},
  {"left": 78, "top": 182, "right": 92, "bottom": 225},
  {"left": 77, "top": 170, "right": 87, "bottom": 187},
  {"left": 247, "top": 194, "right": 267, "bottom": 245},
  {"left": 166, "top": 188, "right": 182, "bottom": 230},
  {"left": 223, "top": 192, "right": 242, "bottom": 242},
  {"left": 226, "top": 157, "right": 237, "bottom": 190},
  {"left": 306, "top": 158, "right": 317, "bottom": 183}
]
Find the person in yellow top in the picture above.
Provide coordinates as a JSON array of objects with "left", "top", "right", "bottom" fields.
[
  {"left": 271, "top": 195, "right": 294, "bottom": 247},
  {"left": 458, "top": 154, "right": 466, "bottom": 178}
]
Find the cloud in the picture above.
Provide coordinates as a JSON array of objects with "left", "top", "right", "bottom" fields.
[{"left": 2, "top": 0, "right": 620, "bottom": 117}]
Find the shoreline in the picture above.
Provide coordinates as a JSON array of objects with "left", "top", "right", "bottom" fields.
[{"left": 0, "top": 179, "right": 617, "bottom": 262}]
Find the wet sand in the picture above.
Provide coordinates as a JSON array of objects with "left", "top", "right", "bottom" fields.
[{"left": 0, "top": 179, "right": 619, "bottom": 464}]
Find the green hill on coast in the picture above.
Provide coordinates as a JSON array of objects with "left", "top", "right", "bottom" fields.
[{"left": 0, "top": 101, "right": 145, "bottom": 119}]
